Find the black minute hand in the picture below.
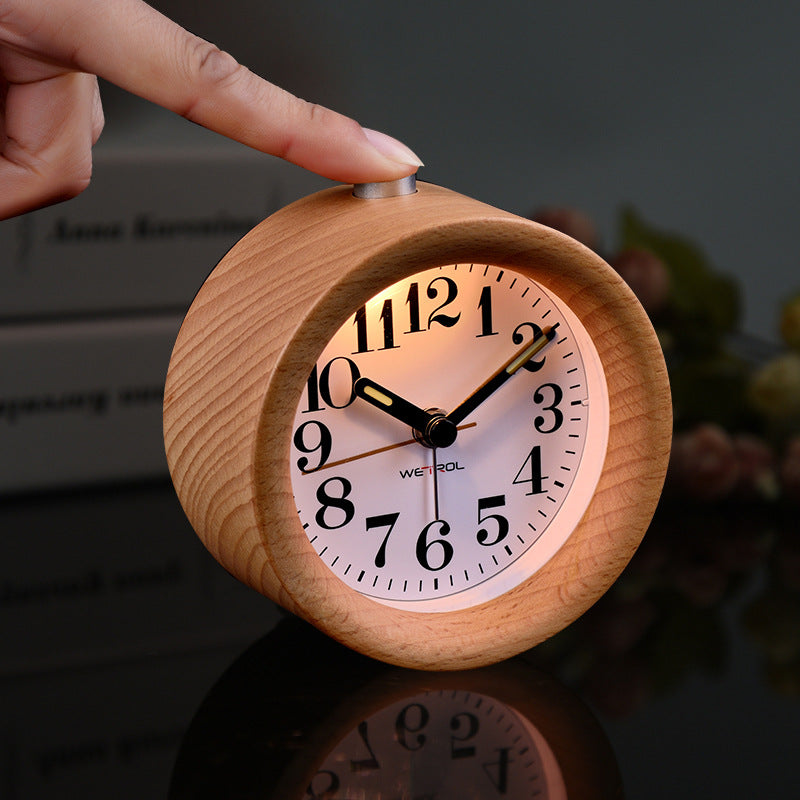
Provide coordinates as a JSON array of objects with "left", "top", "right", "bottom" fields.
[{"left": 446, "top": 325, "right": 558, "bottom": 425}]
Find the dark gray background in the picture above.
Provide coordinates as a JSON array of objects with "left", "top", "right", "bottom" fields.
[{"left": 106, "top": 0, "right": 799, "bottom": 341}]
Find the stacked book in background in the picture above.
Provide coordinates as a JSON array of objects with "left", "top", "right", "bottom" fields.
[
  {"left": 0, "top": 124, "right": 311, "bottom": 694},
  {"left": 0, "top": 142, "right": 323, "bottom": 494}
]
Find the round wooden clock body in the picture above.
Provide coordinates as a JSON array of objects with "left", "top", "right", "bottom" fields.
[{"left": 163, "top": 181, "right": 671, "bottom": 670}]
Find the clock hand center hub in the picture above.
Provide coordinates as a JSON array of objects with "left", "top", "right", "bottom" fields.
[
  {"left": 413, "top": 408, "right": 458, "bottom": 449},
  {"left": 425, "top": 413, "right": 458, "bottom": 449}
]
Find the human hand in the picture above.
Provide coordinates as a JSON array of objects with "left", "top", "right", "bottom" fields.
[{"left": 0, "top": 0, "right": 423, "bottom": 220}]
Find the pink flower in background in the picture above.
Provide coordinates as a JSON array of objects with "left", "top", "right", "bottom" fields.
[
  {"left": 611, "top": 248, "right": 670, "bottom": 315},
  {"left": 529, "top": 206, "right": 599, "bottom": 251}
]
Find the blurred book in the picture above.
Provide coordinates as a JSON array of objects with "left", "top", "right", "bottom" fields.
[
  {"left": 0, "top": 314, "right": 180, "bottom": 493},
  {"left": 0, "top": 148, "right": 295, "bottom": 320},
  {"left": 0, "top": 481, "right": 276, "bottom": 798},
  {"left": 0, "top": 131, "right": 325, "bottom": 493},
  {"left": 0, "top": 482, "right": 276, "bottom": 676}
]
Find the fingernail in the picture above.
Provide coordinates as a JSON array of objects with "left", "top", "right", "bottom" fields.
[{"left": 363, "top": 128, "right": 424, "bottom": 168}]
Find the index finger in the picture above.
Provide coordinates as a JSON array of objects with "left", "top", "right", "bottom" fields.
[{"left": 3, "top": 0, "right": 422, "bottom": 183}]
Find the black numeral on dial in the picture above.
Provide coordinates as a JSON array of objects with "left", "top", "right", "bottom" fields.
[
  {"left": 416, "top": 520, "right": 454, "bottom": 571},
  {"left": 513, "top": 321, "right": 547, "bottom": 372},
  {"left": 476, "top": 285, "right": 499, "bottom": 338},
  {"left": 512, "top": 445, "right": 547, "bottom": 495},
  {"left": 476, "top": 495, "right": 509, "bottom": 546},
  {"left": 304, "top": 358, "right": 361, "bottom": 412},
  {"left": 353, "top": 274, "right": 463, "bottom": 353},
  {"left": 426, "top": 276, "right": 461, "bottom": 328},
  {"left": 533, "top": 382, "right": 564, "bottom": 433},
  {"left": 293, "top": 420, "right": 332, "bottom": 473},
  {"left": 315, "top": 477, "right": 355, "bottom": 529},
  {"left": 365, "top": 512, "right": 400, "bottom": 568}
]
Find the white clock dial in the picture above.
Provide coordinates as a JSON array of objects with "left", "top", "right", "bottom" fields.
[
  {"left": 290, "top": 264, "right": 609, "bottom": 611},
  {"left": 308, "top": 689, "right": 567, "bottom": 799}
]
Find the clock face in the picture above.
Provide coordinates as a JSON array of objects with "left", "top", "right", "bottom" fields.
[
  {"left": 307, "top": 688, "right": 567, "bottom": 800},
  {"left": 290, "top": 264, "right": 609, "bottom": 612}
]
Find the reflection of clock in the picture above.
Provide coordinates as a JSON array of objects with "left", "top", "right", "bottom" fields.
[
  {"left": 169, "top": 619, "right": 623, "bottom": 800},
  {"left": 309, "top": 687, "right": 566, "bottom": 799},
  {"left": 164, "top": 176, "right": 671, "bottom": 670}
]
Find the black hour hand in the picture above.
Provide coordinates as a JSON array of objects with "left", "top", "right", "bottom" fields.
[{"left": 354, "top": 377, "right": 457, "bottom": 448}]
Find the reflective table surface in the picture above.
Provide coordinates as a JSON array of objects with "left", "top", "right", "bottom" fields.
[{"left": 2, "top": 481, "right": 798, "bottom": 798}]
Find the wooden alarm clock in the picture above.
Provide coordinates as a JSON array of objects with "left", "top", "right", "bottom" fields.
[{"left": 163, "top": 176, "right": 671, "bottom": 671}]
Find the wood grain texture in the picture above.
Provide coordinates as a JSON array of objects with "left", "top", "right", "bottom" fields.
[{"left": 163, "top": 182, "right": 671, "bottom": 670}]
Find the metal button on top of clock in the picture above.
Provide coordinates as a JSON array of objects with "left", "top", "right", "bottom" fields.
[{"left": 352, "top": 175, "right": 418, "bottom": 199}]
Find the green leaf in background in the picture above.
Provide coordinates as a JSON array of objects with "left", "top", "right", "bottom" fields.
[
  {"left": 648, "top": 600, "right": 728, "bottom": 692},
  {"left": 620, "top": 207, "right": 741, "bottom": 339},
  {"left": 780, "top": 291, "right": 800, "bottom": 351},
  {"left": 669, "top": 353, "right": 753, "bottom": 430}
]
